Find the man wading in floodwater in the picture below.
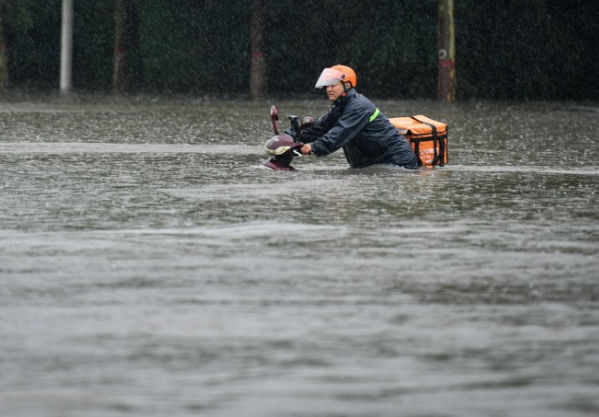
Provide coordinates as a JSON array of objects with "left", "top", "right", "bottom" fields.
[{"left": 294, "top": 65, "right": 418, "bottom": 169}]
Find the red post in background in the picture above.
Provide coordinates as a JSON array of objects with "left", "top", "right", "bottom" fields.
[{"left": 438, "top": 0, "right": 456, "bottom": 102}]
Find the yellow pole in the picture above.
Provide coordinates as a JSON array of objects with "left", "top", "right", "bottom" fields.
[{"left": 437, "top": 0, "right": 456, "bottom": 102}]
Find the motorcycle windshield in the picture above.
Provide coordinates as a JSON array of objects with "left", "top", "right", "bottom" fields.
[{"left": 315, "top": 68, "right": 345, "bottom": 88}]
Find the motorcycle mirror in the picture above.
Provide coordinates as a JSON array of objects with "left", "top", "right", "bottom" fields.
[
  {"left": 301, "top": 116, "right": 315, "bottom": 127},
  {"left": 271, "top": 105, "right": 280, "bottom": 135}
]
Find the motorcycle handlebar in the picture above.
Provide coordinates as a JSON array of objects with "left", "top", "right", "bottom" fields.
[{"left": 288, "top": 115, "right": 300, "bottom": 131}]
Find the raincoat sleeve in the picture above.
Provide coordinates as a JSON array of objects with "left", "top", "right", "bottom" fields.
[{"left": 309, "top": 101, "right": 370, "bottom": 157}]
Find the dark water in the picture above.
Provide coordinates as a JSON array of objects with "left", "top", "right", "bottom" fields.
[{"left": 1, "top": 96, "right": 598, "bottom": 417}]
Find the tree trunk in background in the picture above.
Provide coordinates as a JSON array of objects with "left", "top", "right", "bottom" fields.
[
  {"left": 437, "top": 0, "right": 456, "bottom": 102},
  {"left": 0, "top": 0, "right": 8, "bottom": 91},
  {"left": 250, "top": 0, "right": 266, "bottom": 99},
  {"left": 113, "top": 0, "right": 141, "bottom": 94}
]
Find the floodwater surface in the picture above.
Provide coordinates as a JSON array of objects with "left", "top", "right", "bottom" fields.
[{"left": 1, "top": 96, "right": 598, "bottom": 417}]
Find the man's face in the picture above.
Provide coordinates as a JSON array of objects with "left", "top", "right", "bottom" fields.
[{"left": 325, "top": 82, "right": 345, "bottom": 101}]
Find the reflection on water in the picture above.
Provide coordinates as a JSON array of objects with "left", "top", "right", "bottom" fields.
[{"left": 1, "top": 96, "right": 598, "bottom": 417}]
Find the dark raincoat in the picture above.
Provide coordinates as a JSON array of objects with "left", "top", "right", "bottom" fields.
[{"left": 299, "top": 89, "right": 418, "bottom": 169}]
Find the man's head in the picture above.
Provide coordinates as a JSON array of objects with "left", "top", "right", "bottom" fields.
[{"left": 315, "top": 65, "right": 357, "bottom": 101}]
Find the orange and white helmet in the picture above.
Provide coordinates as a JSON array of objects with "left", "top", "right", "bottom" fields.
[{"left": 315, "top": 65, "right": 357, "bottom": 88}]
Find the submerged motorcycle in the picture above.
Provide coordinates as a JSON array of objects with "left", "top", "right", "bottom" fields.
[{"left": 261, "top": 106, "right": 314, "bottom": 171}]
